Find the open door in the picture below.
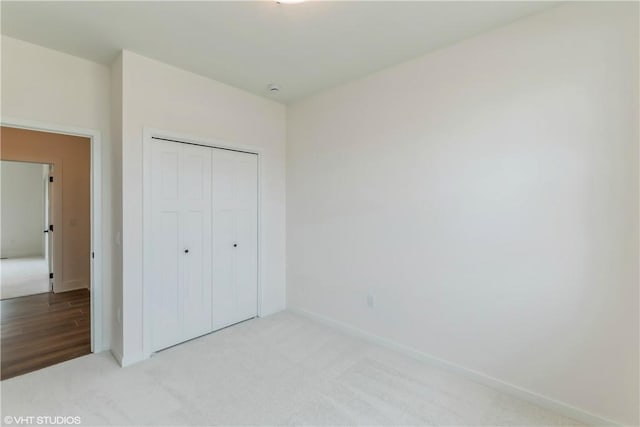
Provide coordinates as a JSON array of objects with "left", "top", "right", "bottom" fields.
[{"left": 45, "top": 165, "right": 54, "bottom": 292}]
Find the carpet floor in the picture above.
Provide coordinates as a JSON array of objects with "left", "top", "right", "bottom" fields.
[
  {"left": 0, "top": 256, "right": 49, "bottom": 300},
  {"left": 1, "top": 311, "right": 581, "bottom": 426}
]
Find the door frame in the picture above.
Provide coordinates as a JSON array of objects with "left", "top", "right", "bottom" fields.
[
  {"left": 45, "top": 163, "right": 53, "bottom": 291},
  {"left": 142, "top": 127, "right": 263, "bottom": 360},
  {"left": 1, "top": 117, "right": 104, "bottom": 353}
]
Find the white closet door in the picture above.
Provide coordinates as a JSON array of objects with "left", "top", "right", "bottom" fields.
[
  {"left": 149, "top": 140, "right": 212, "bottom": 352},
  {"left": 212, "top": 149, "right": 258, "bottom": 330}
]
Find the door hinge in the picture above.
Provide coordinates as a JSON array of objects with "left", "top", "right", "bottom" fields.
[
  {"left": 49, "top": 273, "right": 54, "bottom": 279},
  {"left": 91, "top": 252, "right": 95, "bottom": 259},
  {"left": 49, "top": 224, "right": 54, "bottom": 232},
  {"left": 49, "top": 176, "right": 54, "bottom": 182}
]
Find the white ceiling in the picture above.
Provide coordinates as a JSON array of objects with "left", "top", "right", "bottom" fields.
[{"left": 1, "top": 1, "right": 559, "bottom": 103}]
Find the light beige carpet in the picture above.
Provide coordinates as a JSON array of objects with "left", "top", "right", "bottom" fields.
[
  {"left": 0, "top": 256, "right": 49, "bottom": 300},
  {"left": 1, "top": 311, "right": 582, "bottom": 426}
]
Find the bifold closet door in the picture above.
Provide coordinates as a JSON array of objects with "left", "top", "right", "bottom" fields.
[
  {"left": 212, "top": 149, "right": 258, "bottom": 330},
  {"left": 149, "top": 140, "right": 213, "bottom": 352}
]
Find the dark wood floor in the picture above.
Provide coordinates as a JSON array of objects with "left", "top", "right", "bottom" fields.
[{"left": 1, "top": 289, "right": 91, "bottom": 380}]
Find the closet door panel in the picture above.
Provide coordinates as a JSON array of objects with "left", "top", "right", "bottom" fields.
[
  {"left": 212, "top": 149, "right": 258, "bottom": 329},
  {"left": 151, "top": 211, "right": 181, "bottom": 351},
  {"left": 212, "top": 149, "right": 237, "bottom": 329},
  {"left": 150, "top": 141, "right": 182, "bottom": 351},
  {"left": 149, "top": 140, "right": 213, "bottom": 352},
  {"left": 180, "top": 145, "right": 213, "bottom": 341},
  {"left": 212, "top": 210, "right": 235, "bottom": 329},
  {"left": 159, "top": 149, "right": 179, "bottom": 199},
  {"left": 234, "top": 155, "right": 258, "bottom": 321}
]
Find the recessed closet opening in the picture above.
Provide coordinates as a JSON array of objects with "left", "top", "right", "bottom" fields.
[{"left": 142, "top": 131, "right": 261, "bottom": 357}]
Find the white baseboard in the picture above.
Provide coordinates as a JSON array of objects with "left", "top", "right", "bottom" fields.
[
  {"left": 110, "top": 348, "right": 123, "bottom": 366},
  {"left": 289, "top": 307, "right": 620, "bottom": 427},
  {"left": 60, "top": 279, "right": 89, "bottom": 291},
  {"left": 120, "top": 352, "right": 147, "bottom": 368},
  {"left": 109, "top": 346, "right": 147, "bottom": 368}
]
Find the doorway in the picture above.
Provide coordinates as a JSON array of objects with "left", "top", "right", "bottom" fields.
[
  {"left": 1, "top": 160, "right": 53, "bottom": 299},
  {"left": 0, "top": 125, "right": 95, "bottom": 379}
]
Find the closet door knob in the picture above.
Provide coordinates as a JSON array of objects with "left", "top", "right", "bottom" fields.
[
  {"left": 233, "top": 243, "right": 238, "bottom": 248},
  {"left": 184, "top": 249, "right": 189, "bottom": 254}
]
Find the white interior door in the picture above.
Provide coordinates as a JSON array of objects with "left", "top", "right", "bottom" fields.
[
  {"left": 45, "top": 165, "right": 53, "bottom": 292},
  {"left": 212, "top": 149, "right": 258, "bottom": 330},
  {"left": 149, "top": 140, "right": 213, "bottom": 352}
]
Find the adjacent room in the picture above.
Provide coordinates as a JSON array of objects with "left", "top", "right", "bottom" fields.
[
  {"left": 0, "top": 127, "right": 92, "bottom": 380},
  {"left": 1, "top": 160, "right": 51, "bottom": 300},
  {"left": 0, "top": 1, "right": 637, "bottom": 426}
]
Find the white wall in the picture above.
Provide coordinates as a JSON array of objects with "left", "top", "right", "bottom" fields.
[
  {"left": 0, "top": 161, "right": 46, "bottom": 258},
  {"left": 109, "top": 53, "right": 124, "bottom": 362},
  {"left": 1, "top": 36, "right": 114, "bottom": 351},
  {"left": 287, "top": 3, "right": 639, "bottom": 425},
  {"left": 120, "top": 51, "right": 286, "bottom": 365}
]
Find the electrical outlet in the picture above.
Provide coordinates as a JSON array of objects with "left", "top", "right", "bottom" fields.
[{"left": 367, "top": 294, "right": 374, "bottom": 308}]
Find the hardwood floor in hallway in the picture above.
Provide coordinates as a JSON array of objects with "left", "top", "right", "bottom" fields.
[{"left": 1, "top": 289, "right": 91, "bottom": 380}]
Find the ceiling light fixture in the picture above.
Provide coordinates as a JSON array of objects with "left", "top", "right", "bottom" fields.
[{"left": 276, "top": 0, "right": 306, "bottom": 4}]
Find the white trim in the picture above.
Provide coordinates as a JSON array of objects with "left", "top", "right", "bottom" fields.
[
  {"left": 110, "top": 348, "right": 123, "bottom": 366},
  {"left": 289, "top": 307, "right": 621, "bottom": 427},
  {"left": 1, "top": 116, "right": 105, "bottom": 353},
  {"left": 141, "top": 127, "right": 264, "bottom": 361}
]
